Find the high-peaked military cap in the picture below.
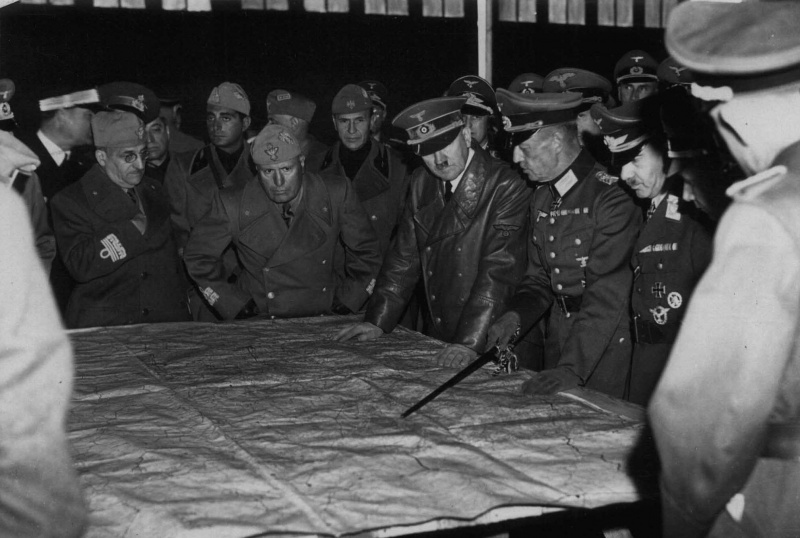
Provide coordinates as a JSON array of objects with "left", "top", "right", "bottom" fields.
[{"left": 392, "top": 96, "right": 467, "bottom": 156}]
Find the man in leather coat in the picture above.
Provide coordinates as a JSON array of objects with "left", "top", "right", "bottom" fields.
[{"left": 335, "top": 96, "right": 531, "bottom": 367}]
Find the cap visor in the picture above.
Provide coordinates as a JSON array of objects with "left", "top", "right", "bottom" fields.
[
  {"left": 414, "top": 128, "right": 461, "bottom": 156},
  {"left": 610, "top": 144, "right": 644, "bottom": 167}
]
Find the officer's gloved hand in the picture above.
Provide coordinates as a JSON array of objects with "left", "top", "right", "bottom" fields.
[
  {"left": 235, "top": 299, "right": 260, "bottom": 320},
  {"left": 485, "top": 311, "right": 521, "bottom": 352},
  {"left": 521, "top": 368, "right": 580, "bottom": 396},
  {"left": 434, "top": 344, "right": 478, "bottom": 368}
]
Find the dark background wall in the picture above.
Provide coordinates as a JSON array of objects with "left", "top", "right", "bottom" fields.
[{"left": 0, "top": 3, "right": 665, "bottom": 144}]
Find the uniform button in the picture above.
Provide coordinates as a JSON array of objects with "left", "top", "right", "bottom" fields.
[
  {"left": 556, "top": 284, "right": 563, "bottom": 290},
  {"left": 565, "top": 313, "right": 571, "bottom": 319},
  {"left": 321, "top": 260, "right": 326, "bottom": 265},
  {"left": 264, "top": 267, "right": 270, "bottom": 273},
  {"left": 549, "top": 217, "right": 555, "bottom": 224},
  {"left": 267, "top": 292, "right": 275, "bottom": 299},
  {"left": 457, "top": 272, "right": 463, "bottom": 277},
  {"left": 371, "top": 214, "right": 377, "bottom": 221},
  {"left": 657, "top": 263, "right": 663, "bottom": 270},
  {"left": 619, "top": 337, "right": 626, "bottom": 343},
  {"left": 637, "top": 288, "right": 642, "bottom": 293},
  {"left": 456, "top": 247, "right": 462, "bottom": 252},
  {"left": 548, "top": 235, "right": 554, "bottom": 242},
  {"left": 427, "top": 270, "right": 433, "bottom": 276},
  {"left": 533, "top": 235, "right": 538, "bottom": 242},
  {"left": 322, "top": 287, "right": 327, "bottom": 292},
  {"left": 574, "top": 238, "right": 581, "bottom": 245},
  {"left": 141, "top": 308, "right": 150, "bottom": 315},
  {"left": 549, "top": 252, "right": 556, "bottom": 259},
  {"left": 554, "top": 268, "right": 560, "bottom": 274},
  {"left": 431, "top": 294, "right": 436, "bottom": 300},
  {"left": 140, "top": 271, "right": 148, "bottom": 279},
  {"left": 270, "top": 315, "right": 276, "bottom": 320},
  {"left": 435, "top": 317, "right": 442, "bottom": 323},
  {"left": 426, "top": 246, "right": 431, "bottom": 252}
]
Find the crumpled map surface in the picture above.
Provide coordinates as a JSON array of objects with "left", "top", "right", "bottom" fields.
[{"left": 67, "top": 316, "right": 649, "bottom": 538}]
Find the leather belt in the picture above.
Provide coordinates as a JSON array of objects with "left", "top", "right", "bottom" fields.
[
  {"left": 762, "top": 422, "right": 800, "bottom": 461},
  {"left": 632, "top": 316, "right": 681, "bottom": 345},
  {"left": 555, "top": 294, "right": 582, "bottom": 315}
]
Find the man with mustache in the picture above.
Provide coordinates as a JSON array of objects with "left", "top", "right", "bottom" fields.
[
  {"left": 335, "top": 96, "right": 530, "bottom": 368},
  {"left": 487, "top": 90, "right": 640, "bottom": 398}
]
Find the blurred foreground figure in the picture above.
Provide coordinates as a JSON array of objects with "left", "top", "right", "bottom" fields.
[
  {"left": 650, "top": 2, "right": 800, "bottom": 537},
  {"left": 0, "top": 182, "right": 86, "bottom": 535}
]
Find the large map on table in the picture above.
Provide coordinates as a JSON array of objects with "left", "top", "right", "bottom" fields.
[{"left": 68, "top": 317, "right": 651, "bottom": 537}]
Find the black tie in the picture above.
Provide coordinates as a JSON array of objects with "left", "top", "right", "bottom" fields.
[
  {"left": 444, "top": 181, "right": 453, "bottom": 203},
  {"left": 281, "top": 203, "right": 294, "bottom": 228}
]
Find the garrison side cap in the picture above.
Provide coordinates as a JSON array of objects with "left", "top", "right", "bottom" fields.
[
  {"left": 446, "top": 75, "right": 498, "bottom": 117},
  {"left": 392, "top": 96, "right": 467, "bottom": 156},
  {"left": 358, "top": 80, "right": 388, "bottom": 109},
  {"left": 542, "top": 68, "right": 612, "bottom": 110},
  {"left": 666, "top": 1, "right": 800, "bottom": 97},
  {"left": 509, "top": 72, "right": 544, "bottom": 94},
  {"left": 98, "top": 81, "right": 160, "bottom": 124},
  {"left": 614, "top": 49, "right": 659, "bottom": 84},
  {"left": 590, "top": 98, "right": 656, "bottom": 166},
  {"left": 657, "top": 56, "right": 695, "bottom": 87}
]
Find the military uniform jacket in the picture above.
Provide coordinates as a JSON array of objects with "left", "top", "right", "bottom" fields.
[
  {"left": 650, "top": 141, "right": 800, "bottom": 538},
  {"left": 164, "top": 143, "right": 254, "bottom": 251},
  {"left": 631, "top": 177, "right": 713, "bottom": 340},
  {"left": 508, "top": 150, "right": 641, "bottom": 385},
  {"left": 320, "top": 140, "right": 410, "bottom": 257},
  {"left": 183, "top": 172, "right": 383, "bottom": 320},
  {"left": 51, "top": 165, "right": 189, "bottom": 328},
  {"left": 366, "top": 147, "right": 531, "bottom": 351}
]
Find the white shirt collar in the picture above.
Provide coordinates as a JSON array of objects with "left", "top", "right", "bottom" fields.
[
  {"left": 651, "top": 191, "right": 668, "bottom": 209},
  {"left": 37, "top": 130, "right": 69, "bottom": 166}
]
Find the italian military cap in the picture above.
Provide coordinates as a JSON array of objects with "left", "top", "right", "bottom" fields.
[
  {"left": 92, "top": 110, "right": 144, "bottom": 148},
  {"left": 266, "top": 89, "right": 316, "bottom": 123},
  {"left": 496, "top": 88, "right": 582, "bottom": 146},
  {"left": 666, "top": 1, "right": 800, "bottom": 99},
  {"left": 358, "top": 80, "right": 388, "bottom": 110},
  {"left": 590, "top": 99, "right": 656, "bottom": 166},
  {"left": 251, "top": 124, "right": 302, "bottom": 166},
  {"left": 208, "top": 82, "right": 250, "bottom": 116},
  {"left": 542, "top": 68, "right": 612, "bottom": 110},
  {"left": 332, "top": 84, "right": 372, "bottom": 115},
  {"left": 392, "top": 96, "right": 467, "bottom": 156},
  {"left": 508, "top": 73, "right": 544, "bottom": 94},
  {"left": 0, "top": 79, "right": 15, "bottom": 122},
  {"left": 446, "top": 75, "right": 498, "bottom": 117},
  {"left": 99, "top": 81, "right": 160, "bottom": 124},
  {"left": 614, "top": 50, "right": 659, "bottom": 84},
  {"left": 657, "top": 57, "right": 695, "bottom": 88}
]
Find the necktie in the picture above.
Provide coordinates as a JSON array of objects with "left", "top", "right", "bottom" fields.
[
  {"left": 127, "top": 188, "right": 147, "bottom": 235},
  {"left": 444, "top": 181, "right": 453, "bottom": 204},
  {"left": 647, "top": 200, "right": 658, "bottom": 220},
  {"left": 281, "top": 203, "right": 294, "bottom": 228}
]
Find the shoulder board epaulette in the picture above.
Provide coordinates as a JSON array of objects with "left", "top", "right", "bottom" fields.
[
  {"left": 595, "top": 171, "right": 619, "bottom": 185},
  {"left": 726, "top": 165, "right": 788, "bottom": 201},
  {"left": 189, "top": 146, "right": 211, "bottom": 175}
]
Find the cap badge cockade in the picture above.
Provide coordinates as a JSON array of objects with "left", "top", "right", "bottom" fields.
[
  {"left": 502, "top": 116, "right": 512, "bottom": 130},
  {"left": 409, "top": 110, "right": 426, "bottom": 122},
  {"left": 132, "top": 94, "right": 145, "bottom": 112},
  {"left": 265, "top": 143, "right": 279, "bottom": 161},
  {"left": 233, "top": 91, "right": 245, "bottom": 100},
  {"left": 463, "top": 80, "right": 479, "bottom": 88},
  {"left": 550, "top": 72, "right": 576, "bottom": 89},
  {"left": 346, "top": 100, "right": 356, "bottom": 110},
  {"left": 604, "top": 133, "right": 629, "bottom": 151},
  {"left": 630, "top": 66, "right": 643, "bottom": 75},
  {"left": 417, "top": 122, "right": 435, "bottom": 136},
  {"left": 670, "top": 66, "right": 688, "bottom": 77},
  {"left": 277, "top": 93, "right": 291, "bottom": 101},
  {"left": 278, "top": 131, "right": 296, "bottom": 145}
]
